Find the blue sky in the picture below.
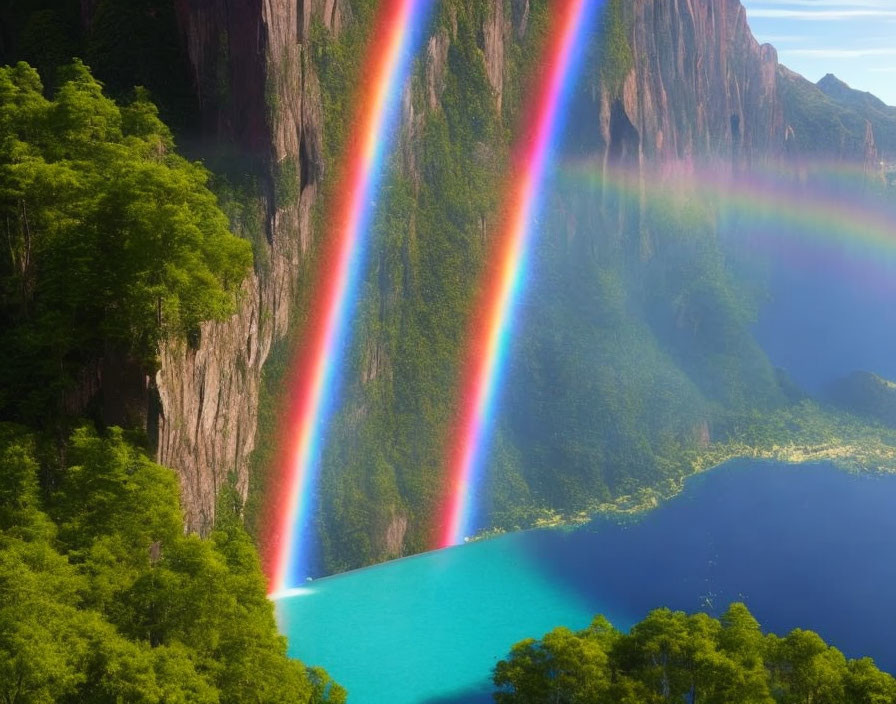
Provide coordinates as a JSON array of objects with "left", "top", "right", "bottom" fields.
[{"left": 741, "top": 1, "right": 896, "bottom": 106}]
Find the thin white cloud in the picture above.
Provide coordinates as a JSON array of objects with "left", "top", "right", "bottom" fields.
[
  {"left": 869, "top": 67, "right": 896, "bottom": 73},
  {"left": 747, "top": 9, "right": 896, "bottom": 19},
  {"left": 781, "top": 48, "right": 896, "bottom": 58}
]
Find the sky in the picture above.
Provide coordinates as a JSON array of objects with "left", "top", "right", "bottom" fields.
[{"left": 741, "top": 0, "right": 896, "bottom": 106}]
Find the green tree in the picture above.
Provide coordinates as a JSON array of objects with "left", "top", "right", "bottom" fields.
[
  {"left": 844, "top": 658, "right": 896, "bottom": 704},
  {"left": 495, "top": 604, "right": 892, "bottom": 704},
  {"left": 494, "top": 621, "right": 617, "bottom": 703},
  {"left": 0, "top": 537, "right": 87, "bottom": 704},
  {"left": 616, "top": 608, "right": 691, "bottom": 700},
  {"left": 0, "top": 61, "right": 252, "bottom": 422},
  {"left": 769, "top": 630, "right": 848, "bottom": 704},
  {"left": 0, "top": 424, "right": 341, "bottom": 703},
  {"left": 718, "top": 603, "right": 775, "bottom": 704}
]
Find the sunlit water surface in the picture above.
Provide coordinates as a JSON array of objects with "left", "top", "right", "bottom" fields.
[{"left": 276, "top": 461, "right": 896, "bottom": 703}]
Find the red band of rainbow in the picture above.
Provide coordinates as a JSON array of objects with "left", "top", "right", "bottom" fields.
[
  {"left": 437, "top": 0, "right": 602, "bottom": 548},
  {"left": 266, "top": 0, "right": 432, "bottom": 597}
]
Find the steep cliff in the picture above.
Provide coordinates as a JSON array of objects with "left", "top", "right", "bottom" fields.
[
  {"left": 309, "top": 0, "right": 892, "bottom": 573},
  {"left": 590, "top": 0, "right": 882, "bottom": 172},
  {"left": 144, "top": 0, "right": 881, "bottom": 541},
  {"left": 155, "top": 0, "right": 331, "bottom": 531},
  {"left": 608, "top": 0, "right": 783, "bottom": 168},
  {"left": 313, "top": 0, "right": 526, "bottom": 571}
]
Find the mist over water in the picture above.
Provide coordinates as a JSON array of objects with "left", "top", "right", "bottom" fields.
[
  {"left": 717, "top": 168, "right": 896, "bottom": 395},
  {"left": 755, "top": 248, "right": 896, "bottom": 394}
]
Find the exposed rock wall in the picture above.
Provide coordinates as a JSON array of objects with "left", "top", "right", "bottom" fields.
[
  {"left": 597, "top": 0, "right": 879, "bottom": 173},
  {"left": 155, "top": 0, "right": 876, "bottom": 536},
  {"left": 342, "top": 1, "right": 518, "bottom": 562},
  {"left": 601, "top": 0, "right": 783, "bottom": 170},
  {"left": 157, "top": 0, "right": 332, "bottom": 532}
]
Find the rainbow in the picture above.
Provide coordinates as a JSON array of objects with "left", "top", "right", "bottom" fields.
[
  {"left": 557, "top": 159, "right": 896, "bottom": 285},
  {"left": 437, "top": 0, "right": 603, "bottom": 549},
  {"left": 266, "top": 0, "right": 432, "bottom": 597}
]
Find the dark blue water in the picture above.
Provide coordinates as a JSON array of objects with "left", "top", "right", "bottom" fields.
[{"left": 277, "top": 461, "right": 896, "bottom": 703}]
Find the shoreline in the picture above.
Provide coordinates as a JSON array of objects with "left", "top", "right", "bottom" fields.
[
  {"left": 469, "top": 437, "right": 896, "bottom": 542},
  {"left": 281, "top": 403, "right": 896, "bottom": 586}
]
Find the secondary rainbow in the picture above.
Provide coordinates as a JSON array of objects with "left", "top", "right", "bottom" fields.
[
  {"left": 267, "top": 0, "right": 431, "bottom": 597},
  {"left": 437, "top": 0, "right": 603, "bottom": 549},
  {"left": 559, "top": 159, "right": 896, "bottom": 287}
]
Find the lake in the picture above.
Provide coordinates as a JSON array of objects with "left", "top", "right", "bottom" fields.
[{"left": 275, "top": 460, "right": 896, "bottom": 703}]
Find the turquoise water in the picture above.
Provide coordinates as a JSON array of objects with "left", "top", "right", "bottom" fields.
[{"left": 276, "top": 461, "right": 896, "bottom": 703}]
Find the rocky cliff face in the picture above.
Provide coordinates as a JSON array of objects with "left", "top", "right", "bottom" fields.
[
  {"left": 591, "top": 0, "right": 885, "bottom": 173},
  {"left": 156, "top": 0, "right": 335, "bottom": 532},
  {"left": 156, "top": 0, "right": 879, "bottom": 536},
  {"left": 598, "top": 0, "right": 782, "bottom": 170}
]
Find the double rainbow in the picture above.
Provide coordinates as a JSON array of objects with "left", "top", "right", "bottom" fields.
[
  {"left": 437, "top": 0, "right": 602, "bottom": 549},
  {"left": 266, "top": 0, "right": 432, "bottom": 597}
]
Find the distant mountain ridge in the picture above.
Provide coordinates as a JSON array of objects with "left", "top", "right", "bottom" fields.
[
  {"left": 818, "top": 73, "right": 896, "bottom": 115},
  {"left": 774, "top": 65, "right": 891, "bottom": 163},
  {"left": 816, "top": 73, "right": 896, "bottom": 158}
]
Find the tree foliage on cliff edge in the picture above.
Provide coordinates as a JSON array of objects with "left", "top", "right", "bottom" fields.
[
  {"left": 0, "top": 60, "right": 342, "bottom": 702},
  {"left": 0, "top": 61, "right": 252, "bottom": 424},
  {"left": 0, "top": 423, "right": 345, "bottom": 704},
  {"left": 495, "top": 603, "right": 896, "bottom": 704}
]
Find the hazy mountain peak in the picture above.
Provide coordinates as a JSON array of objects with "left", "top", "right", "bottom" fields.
[{"left": 818, "top": 72, "right": 892, "bottom": 112}]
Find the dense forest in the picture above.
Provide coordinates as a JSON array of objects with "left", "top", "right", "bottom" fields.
[
  {"left": 494, "top": 604, "right": 896, "bottom": 704},
  {"left": 0, "top": 61, "right": 251, "bottom": 426},
  {"left": 0, "top": 423, "right": 344, "bottom": 703},
  {"left": 0, "top": 61, "right": 342, "bottom": 702}
]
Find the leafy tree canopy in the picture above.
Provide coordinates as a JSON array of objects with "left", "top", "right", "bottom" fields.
[
  {"left": 495, "top": 603, "right": 894, "bottom": 704},
  {"left": 0, "top": 423, "right": 345, "bottom": 704},
  {"left": 0, "top": 61, "right": 252, "bottom": 423}
]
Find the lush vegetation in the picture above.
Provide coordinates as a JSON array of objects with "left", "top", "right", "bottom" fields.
[
  {"left": 599, "top": 0, "right": 634, "bottom": 93},
  {"left": 495, "top": 603, "right": 895, "bottom": 704},
  {"left": 0, "top": 61, "right": 252, "bottom": 425},
  {"left": 483, "top": 173, "right": 896, "bottom": 532},
  {"left": 297, "top": 0, "right": 775, "bottom": 572},
  {"left": 0, "top": 61, "right": 340, "bottom": 700},
  {"left": 0, "top": 423, "right": 344, "bottom": 703},
  {"left": 491, "top": 185, "right": 783, "bottom": 525},
  {"left": 303, "top": 0, "right": 511, "bottom": 571}
]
